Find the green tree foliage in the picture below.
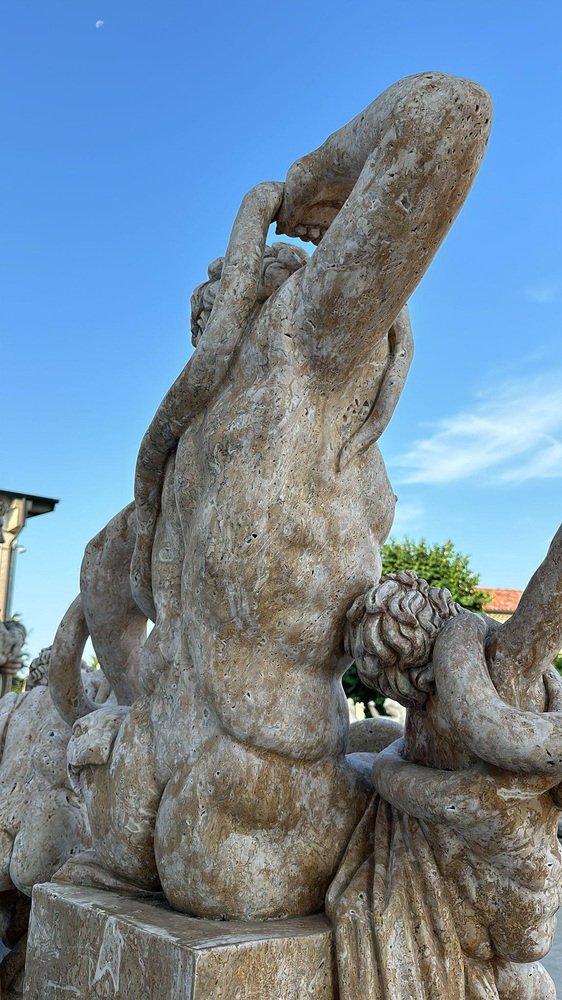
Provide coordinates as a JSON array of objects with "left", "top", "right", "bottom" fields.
[
  {"left": 343, "top": 538, "right": 490, "bottom": 715},
  {"left": 554, "top": 654, "right": 562, "bottom": 676},
  {"left": 382, "top": 538, "right": 491, "bottom": 612}
]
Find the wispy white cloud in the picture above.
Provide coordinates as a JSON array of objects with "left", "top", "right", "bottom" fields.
[
  {"left": 393, "top": 375, "right": 562, "bottom": 486},
  {"left": 95, "top": 19, "right": 104, "bottom": 29},
  {"left": 499, "top": 437, "right": 562, "bottom": 483},
  {"left": 524, "top": 282, "right": 558, "bottom": 305}
]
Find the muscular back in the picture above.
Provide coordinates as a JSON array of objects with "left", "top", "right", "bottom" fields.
[
  {"left": 173, "top": 273, "right": 401, "bottom": 758},
  {"left": 150, "top": 73, "right": 492, "bottom": 762},
  {"left": 49, "top": 72, "right": 495, "bottom": 921}
]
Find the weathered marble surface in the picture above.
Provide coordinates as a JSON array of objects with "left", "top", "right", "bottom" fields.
[
  {"left": 24, "top": 884, "right": 336, "bottom": 1000},
  {"left": 47, "top": 71, "right": 491, "bottom": 921},
  {"left": 0, "top": 651, "right": 113, "bottom": 998},
  {"left": 15, "top": 66, "right": 562, "bottom": 1000},
  {"left": 328, "top": 526, "right": 562, "bottom": 999}
]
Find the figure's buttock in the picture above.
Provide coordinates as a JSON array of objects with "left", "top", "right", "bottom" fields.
[{"left": 154, "top": 736, "right": 371, "bottom": 919}]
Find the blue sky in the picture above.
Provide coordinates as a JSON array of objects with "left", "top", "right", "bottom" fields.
[{"left": 2, "top": 0, "right": 561, "bottom": 659}]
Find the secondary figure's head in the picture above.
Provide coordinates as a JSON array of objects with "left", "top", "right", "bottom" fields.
[
  {"left": 346, "top": 571, "right": 463, "bottom": 708},
  {"left": 190, "top": 242, "right": 308, "bottom": 347}
]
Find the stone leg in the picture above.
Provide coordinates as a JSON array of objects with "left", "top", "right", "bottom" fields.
[
  {"left": 494, "top": 959, "right": 557, "bottom": 1000},
  {"left": 64, "top": 698, "right": 163, "bottom": 891}
]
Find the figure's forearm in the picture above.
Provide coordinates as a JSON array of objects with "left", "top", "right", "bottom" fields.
[
  {"left": 436, "top": 614, "right": 562, "bottom": 778},
  {"left": 372, "top": 740, "right": 551, "bottom": 831},
  {"left": 315, "top": 74, "right": 459, "bottom": 184},
  {"left": 490, "top": 524, "right": 562, "bottom": 686},
  {"left": 372, "top": 739, "right": 493, "bottom": 830},
  {"left": 277, "top": 72, "right": 492, "bottom": 240}
]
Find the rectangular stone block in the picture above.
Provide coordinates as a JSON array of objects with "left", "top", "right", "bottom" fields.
[{"left": 24, "top": 883, "right": 337, "bottom": 1000}]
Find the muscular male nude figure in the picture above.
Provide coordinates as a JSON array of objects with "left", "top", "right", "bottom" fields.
[{"left": 51, "top": 72, "right": 492, "bottom": 918}]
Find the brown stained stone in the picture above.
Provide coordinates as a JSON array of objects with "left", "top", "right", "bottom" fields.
[
  {"left": 46, "top": 71, "right": 492, "bottom": 923},
  {"left": 9, "top": 65, "right": 562, "bottom": 1000},
  {"left": 24, "top": 884, "right": 336, "bottom": 1000}
]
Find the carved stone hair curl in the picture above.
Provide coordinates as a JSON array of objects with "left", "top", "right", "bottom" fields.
[
  {"left": 346, "top": 570, "right": 462, "bottom": 708},
  {"left": 28, "top": 646, "right": 51, "bottom": 689},
  {"left": 190, "top": 243, "right": 308, "bottom": 346}
]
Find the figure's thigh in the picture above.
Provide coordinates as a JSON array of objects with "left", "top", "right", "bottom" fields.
[
  {"left": 83, "top": 698, "right": 163, "bottom": 888},
  {"left": 9, "top": 789, "right": 88, "bottom": 894}
]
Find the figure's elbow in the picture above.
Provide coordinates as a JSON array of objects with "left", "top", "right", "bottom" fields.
[
  {"left": 390, "top": 71, "right": 492, "bottom": 143},
  {"left": 372, "top": 73, "right": 491, "bottom": 223},
  {"left": 402, "top": 72, "right": 492, "bottom": 184}
]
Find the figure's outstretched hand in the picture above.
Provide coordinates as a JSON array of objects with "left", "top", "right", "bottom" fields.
[{"left": 67, "top": 705, "right": 129, "bottom": 781}]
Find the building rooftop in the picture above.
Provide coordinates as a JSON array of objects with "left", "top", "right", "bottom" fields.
[
  {"left": 476, "top": 587, "right": 523, "bottom": 614},
  {"left": 0, "top": 490, "right": 59, "bottom": 518}
]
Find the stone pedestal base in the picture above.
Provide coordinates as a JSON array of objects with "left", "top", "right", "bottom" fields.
[{"left": 24, "top": 884, "right": 336, "bottom": 999}]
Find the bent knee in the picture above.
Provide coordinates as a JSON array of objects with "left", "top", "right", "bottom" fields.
[
  {"left": 9, "top": 795, "right": 89, "bottom": 895},
  {"left": 494, "top": 960, "right": 556, "bottom": 1000}
]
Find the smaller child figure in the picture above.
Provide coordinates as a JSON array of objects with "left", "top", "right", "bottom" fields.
[{"left": 328, "top": 527, "right": 562, "bottom": 1000}]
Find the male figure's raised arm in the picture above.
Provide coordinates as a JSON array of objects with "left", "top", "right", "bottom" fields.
[{"left": 277, "top": 73, "right": 491, "bottom": 379}]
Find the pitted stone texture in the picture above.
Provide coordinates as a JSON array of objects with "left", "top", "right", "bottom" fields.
[
  {"left": 24, "top": 884, "right": 336, "bottom": 1000},
  {"left": 49, "top": 71, "right": 492, "bottom": 921},
  {"left": 327, "top": 527, "right": 562, "bottom": 998},
  {"left": 0, "top": 658, "right": 115, "bottom": 998}
]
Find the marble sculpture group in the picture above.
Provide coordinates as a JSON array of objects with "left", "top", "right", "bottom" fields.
[{"left": 1, "top": 71, "right": 561, "bottom": 1000}]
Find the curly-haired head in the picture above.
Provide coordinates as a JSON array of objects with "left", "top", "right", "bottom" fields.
[
  {"left": 28, "top": 646, "right": 51, "bottom": 689},
  {"left": 191, "top": 243, "right": 308, "bottom": 347},
  {"left": 190, "top": 242, "right": 308, "bottom": 347},
  {"left": 346, "top": 570, "right": 463, "bottom": 708},
  {"left": 0, "top": 620, "right": 26, "bottom": 674}
]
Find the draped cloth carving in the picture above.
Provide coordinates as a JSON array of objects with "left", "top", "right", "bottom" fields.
[{"left": 330, "top": 527, "right": 562, "bottom": 1000}]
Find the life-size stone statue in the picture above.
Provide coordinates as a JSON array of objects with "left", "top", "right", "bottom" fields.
[{"left": 47, "top": 71, "right": 493, "bottom": 923}]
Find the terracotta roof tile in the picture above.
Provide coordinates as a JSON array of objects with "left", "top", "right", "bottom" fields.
[{"left": 476, "top": 587, "right": 523, "bottom": 614}]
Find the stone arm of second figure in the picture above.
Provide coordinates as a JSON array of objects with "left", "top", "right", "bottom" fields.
[
  {"left": 431, "top": 523, "right": 562, "bottom": 774},
  {"left": 486, "top": 522, "right": 562, "bottom": 702},
  {"left": 433, "top": 612, "right": 562, "bottom": 777},
  {"left": 373, "top": 737, "right": 559, "bottom": 835}
]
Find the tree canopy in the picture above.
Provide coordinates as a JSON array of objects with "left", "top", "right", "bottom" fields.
[{"left": 382, "top": 538, "right": 490, "bottom": 612}]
